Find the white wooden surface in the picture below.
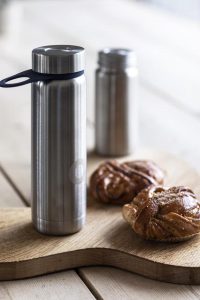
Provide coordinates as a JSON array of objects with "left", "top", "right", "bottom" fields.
[
  {"left": 0, "top": 272, "right": 95, "bottom": 300},
  {"left": 79, "top": 267, "right": 200, "bottom": 300},
  {"left": 0, "top": 0, "right": 200, "bottom": 299}
]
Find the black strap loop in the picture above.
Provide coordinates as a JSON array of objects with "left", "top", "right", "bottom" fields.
[{"left": 0, "top": 69, "right": 84, "bottom": 88}]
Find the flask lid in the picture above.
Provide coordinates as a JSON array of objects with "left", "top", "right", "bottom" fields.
[
  {"left": 32, "top": 45, "right": 85, "bottom": 74},
  {"left": 98, "top": 48, "right": 137, "bottom": 69}
]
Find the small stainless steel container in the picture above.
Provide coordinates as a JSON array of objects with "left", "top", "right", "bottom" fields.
[
  {"left": 31, "top": 45, "right": 86, "bottom": 235},
  {"left": 95, "top": 48, "right": 138, "bottom": 156}
]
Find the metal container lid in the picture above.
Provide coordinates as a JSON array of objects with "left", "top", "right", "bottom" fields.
[
  {"left": 32, "top": 45, "right": 85, "bottom": 74},
  {"left": 98, "top": 48, "right": 137, "bottom": 69}
]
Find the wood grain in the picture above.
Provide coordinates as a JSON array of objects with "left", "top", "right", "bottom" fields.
[
  {"left": 0, "top": 170, "right": 24, "bottom": 207},
  {"left": 1, "top": 150, "right": 200, "bottom": 284},
  {"left": 0, "top": 164, "right": 31, "bottom": 205},
  {"left": 0, "top": 271, "right": 95, "bottom": 300},
  {"left": 79, "top": 267, "right": 200, "bottom": 300}
]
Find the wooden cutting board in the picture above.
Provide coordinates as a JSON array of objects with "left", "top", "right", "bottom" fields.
[{"left": 1, "top": 150, "right": 200, "bottom": 284}]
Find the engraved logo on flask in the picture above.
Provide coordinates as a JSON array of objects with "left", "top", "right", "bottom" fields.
[{"left": 69, "top": 159, "right": 85, "bottom": 184}]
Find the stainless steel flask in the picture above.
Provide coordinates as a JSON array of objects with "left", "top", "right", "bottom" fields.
[
  {"left": 95, "top": 48, "right": 138, "bottom": 156},
  {"left": 31, "top": 45, "right": 86, "bottom": 235}
]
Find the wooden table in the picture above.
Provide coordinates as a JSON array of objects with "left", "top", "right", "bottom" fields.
[{"left": 1, "top": 0, "right": 200, "bottom": 298}]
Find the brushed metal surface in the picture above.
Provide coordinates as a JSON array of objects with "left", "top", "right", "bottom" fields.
[
  {"left": 98, "top": 48, "right": 137, "bottom": 69},
  {"left": 95, "top": 64, "right": 138, "bottom": 156},
  {"left": 31, "top": 75, "right": 86, "bottom": 235},
  {"left": 32, "top": 45, "right": 85, "bottom": 74}
]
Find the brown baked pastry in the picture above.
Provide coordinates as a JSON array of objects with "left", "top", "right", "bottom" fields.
[
  {"left": 123, "top": 186, "right": 200, "bottom": 241},
  {"left": 89, "top": 160, "right": 164, "bottom": 205}
]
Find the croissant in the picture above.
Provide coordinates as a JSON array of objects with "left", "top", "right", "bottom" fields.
[
  {"left": 123, "top": 186, "right": 200, "bottom": 241},
  {"left": 90, "top": 160, "right": 164, "bottom": 205}
]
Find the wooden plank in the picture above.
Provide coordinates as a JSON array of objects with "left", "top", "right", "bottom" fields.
[
  {"left": 79, "top": 267, "right": 199, "bottom": 300},
  {"left": 0, "top": 163, "right": 30, "bottom": 204},
  {"left": 0, "top": 271, "right": 95, "bottom": 300},
  {"left": 139, "top": 85, "right": 200, "bottom": 168},
  {"left": 0, "top": 170, "right": 23, "bottom": 207}
]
